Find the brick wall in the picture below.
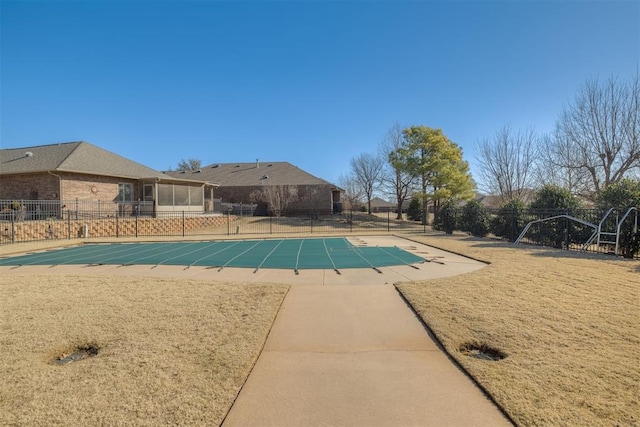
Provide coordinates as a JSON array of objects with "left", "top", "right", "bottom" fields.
[
  {"left": 0, "top": 172, "right": 141, "bottom": 203},
  {"left": 1, "top": 215, "right": 236, "bottom": 243},
  {"left": 0, "top": 173, "right": 60, "bottom": 200},
  {"left": 60, "top": 173, "right": 138, "bottom": 202}
]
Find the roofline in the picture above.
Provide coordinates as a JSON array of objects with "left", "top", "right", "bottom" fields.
[
  {"left": 0, "top": 141, "right": 87, "bottom": 151},
  {"left": 1, "top": 169, "right": 217, "bottom": 186},
  {"left": 142, "top": 176, "right": 219, "bottom": 186}
]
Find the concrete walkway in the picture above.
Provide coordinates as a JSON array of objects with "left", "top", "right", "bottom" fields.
[
  {"left": 1, "top": 235, "right": 511, "bottom": 425},
  {"left": 222, "top": 285, "right": 512, "bottom": 426}
]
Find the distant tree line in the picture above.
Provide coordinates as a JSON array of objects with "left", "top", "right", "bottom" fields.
[
  {"left": 340, "top": 124, "right": 475, "bottom": 224},
  {"left": 340, "top": 72, "right": 638, "bottom": 256},
  {"left": 475, "top": 72, "right": 639, "bottom": 204},
  {"left": 341, "top": 73, "right": 638, "bottom": 218}
]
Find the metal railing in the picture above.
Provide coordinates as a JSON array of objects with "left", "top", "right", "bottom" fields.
[
  {"left": 0, "top": 199, "right": 156, "bottom": 220},
  {"left": 1, "top": 207, "right": 427, "bottom": 245},
  {"left": 491, "top": 207, "right": 639, "bottom": 258}
]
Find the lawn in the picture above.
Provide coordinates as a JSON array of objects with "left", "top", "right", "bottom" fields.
[
  {"left": 396, "top": 233, "right": 639, "bottom": 426},
  {"left": 2, "top": 234, "right": 638, "bottom": 426},
  {"left": 0, "top": 273, "right": 288, "bottom": 426}
]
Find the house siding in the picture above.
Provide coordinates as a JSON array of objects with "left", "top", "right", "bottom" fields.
[
  {"left": 0, "top": 172, "right": 141, "bottom": 203},
  {"left": 0, "top": 173, "right": 60, "bottom": 200},
  {"left": 60, "top": 173, "right": 139, "bottom": 203}
]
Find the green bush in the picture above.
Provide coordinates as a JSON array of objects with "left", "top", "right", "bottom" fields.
[
  {"left": 459, "top": 200, "right": 490, "bottom": 237},
  {"left": 490, "top": 198, "right": 527, "bottom": 242},
  {"left": 407, "top": 196, "right": 423, "bottom": 222},
  {"left": 433, "top": 199, "right": 459, "bottom": 234},
  {"left": 529, "top": 184, "right": 583, "bottom": 210},
  {"left": 529, "top": 185, "right": 584, "bottom": 248},
  {"left": 597, "top": 179, "right": 640, "bottom": 258}
]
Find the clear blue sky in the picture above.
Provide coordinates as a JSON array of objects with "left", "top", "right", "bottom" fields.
[{"left": 1, "top": 0, "right": 638, "bottom": 187}]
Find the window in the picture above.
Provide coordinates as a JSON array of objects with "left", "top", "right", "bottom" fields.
[
  {"left": 174, "top": 185, "right": 190, "bottom": 206},
  {"left": 156, "top": 183, "right": 203, "bottom": 207},
  {"left": 189, "top": 186, "right": 203, "bottom": 206},
  {"left": 118, "top": 183, "right": 133, "bottom": 202},
  {"left": 158, "top": 184, "right": 173, "bottom": 206},
  {"left": 143, "top": 184, "right": 154, "bottom": 201}
]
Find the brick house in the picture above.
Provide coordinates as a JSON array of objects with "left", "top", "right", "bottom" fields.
[
  {"left": 167, "top": 160, "right": 342, "bottom": 215},
  {"left": 369, "top": 197, "right": 396, "bottom": 213},
  {"left": 0, "top": 141, "right": 217, "bottom": 216}
]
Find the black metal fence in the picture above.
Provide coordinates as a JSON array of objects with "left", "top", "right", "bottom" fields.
[
  {"left": 1, "top": 207, "right": 427, "bottom": 246},
  {"left": 488, "top": 207, "right": 639, "bottom": 258},
  {"left": 225, "top": 210, "right": 427, "bottom": 236},
  {"left": 0, "top": 199, "right": 156, "bottom": 221},
  {"left": 4, "top": 199, "right": 637, "bottom": 259}
]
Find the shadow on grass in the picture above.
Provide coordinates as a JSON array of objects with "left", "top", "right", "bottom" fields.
[
  {"left": 507, "top": 242, "right": 640, "bottom": 264},
  {"left": 435, "top": 234, "right": 640, "bottom": 263}
]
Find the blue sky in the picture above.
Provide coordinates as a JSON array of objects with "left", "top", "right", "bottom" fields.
[{"left": 1, "top": 0, "right": 638, "bottom": 187}]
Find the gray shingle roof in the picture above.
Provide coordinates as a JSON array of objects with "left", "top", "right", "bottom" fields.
[
  {"left": 370, "top": 197, "right": 395, "bottom": 208},
  {"left": 167, "top": 161, "right": 340, "bottom": 188},
  {"left": 0, "top": 141, "right": 205, "bottom": 183}
]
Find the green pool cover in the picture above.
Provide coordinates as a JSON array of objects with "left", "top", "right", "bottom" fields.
[{"left": 0, "top": 238, "right": 425, "bottom": 271}]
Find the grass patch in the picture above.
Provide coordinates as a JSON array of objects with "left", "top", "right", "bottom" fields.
[
  {"left": 0, "top": 274, "right": 288, "bottom": 426},
  {"left": 396, "top": 234, "right": 639, "bottom": 426}
]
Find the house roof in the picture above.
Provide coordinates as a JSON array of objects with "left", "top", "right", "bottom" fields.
[
  {"left": 369, "top": 197, "right": 396, "bottom": 208},
  {"left": 167, "top": 161, "right": 341, "bottom": 189},
  {"left": 0, "top": 141, "right": 212, "bottom": 185}
]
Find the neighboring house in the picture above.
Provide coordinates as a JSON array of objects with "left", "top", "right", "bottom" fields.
[
  {"left": 0, "top": 141, "right": 217, "bottom": 216},
  {"left": 369, "top": 197, "right": 396, "bottom": 213},
  {"left": 475, "top": 190, "right": 536, "bottom": 209},
  {"left": 167, "top": 160, "right": 342, "bottom": 215}
]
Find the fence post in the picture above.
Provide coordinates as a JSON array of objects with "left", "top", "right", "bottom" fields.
[
  {"left": 11, "top": 213, "right": 15, "bottom": 243},
  {"left": 310, "top": 212, "right": 313, "bottom": 234},
  {"left": 67, "top": 210, "right": 71, "bottom": 240},
  {"left": 227, "top": 211, "right": 230, "bottom": 236},
  {"left": 135, "top": 214, "right": 138, "bottom": 238},
  {"left": 116, "top": 213, "right": 119, "bottom": 238},
  {"left": 182, "top": 211, "right": 185, "bottom": 237},
  {"left": 387, "top": 210, "right": 390, "bottom": 232},
  {"left": 350, "top": 210, "right": 353, "bottom": 233},
  {"left": 270, "top": 215, "right": 272, "bottom": 234}
]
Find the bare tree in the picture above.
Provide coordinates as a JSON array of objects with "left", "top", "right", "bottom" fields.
[
  {"left": 553, "top": 73, "right": 640, "bottom": 197},
  {"left": 176, "top": 158, "right": 202, "bottom": 171},
  {"left": 536, "top": 129, "right": 592, "bottom": 196},
  {"left": 379, "top": 123, "right": 417, "bottom": 219},
  {"left": 475, "top": 125, "right": 539, "bottom": 203},
  {"left": 338, "top": 173, "right": 364, "bottom": 211},
  {"left": 251, "top": 185, "right": 298, "bottom": 216},
  {"left": 350, "top": 152, "right": 385, "bottom": 214}
]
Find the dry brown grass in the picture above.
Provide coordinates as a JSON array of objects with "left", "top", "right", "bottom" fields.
[
  {"left": 3, "top": 232, "right": 638, "bottom": 425},
  {"left": 396, "top": 233, "right": 640, "bottom": 426},
  {"left": 0, "top": 274, "right": 288, "bottom": 426}
]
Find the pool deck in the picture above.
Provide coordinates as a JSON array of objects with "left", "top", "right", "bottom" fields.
[{"left": 0, "top": 235, "right": 486, "bottom": 285}]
